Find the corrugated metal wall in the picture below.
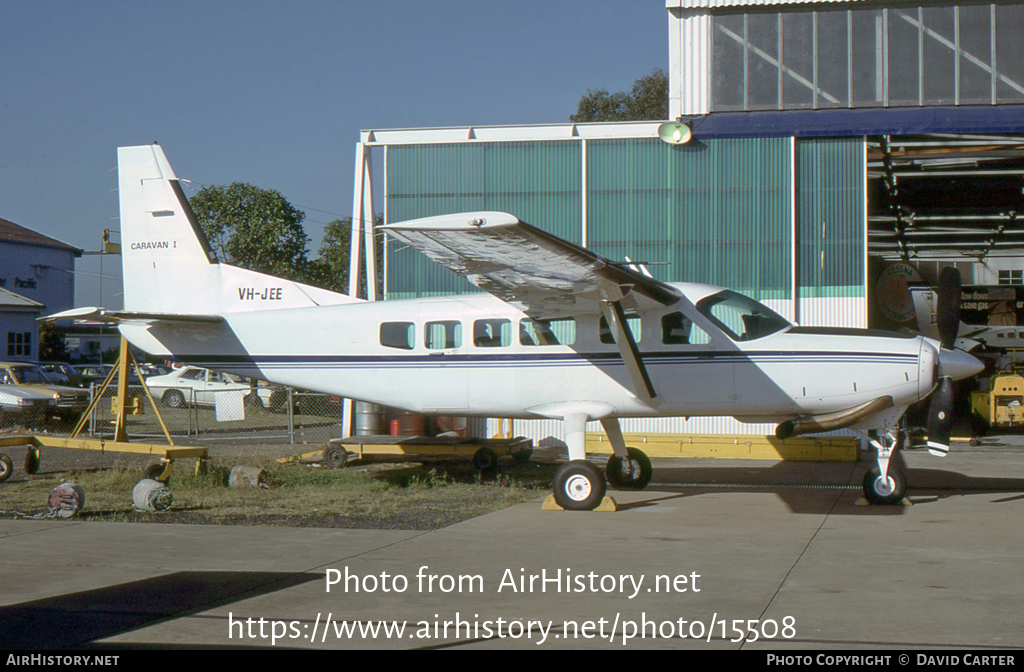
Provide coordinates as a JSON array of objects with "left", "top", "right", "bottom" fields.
[
  {"left": 586, "top": 136, "right": 792, "bottom": 301},
  {"left": 386, "top": 141, "right": 581, "bottom": 299},
  {"left": 384, "top": 133, "right": 866, "bottom": 439},
  {"left": 795, "top": 136, "right": 867, "bottom": 327}
]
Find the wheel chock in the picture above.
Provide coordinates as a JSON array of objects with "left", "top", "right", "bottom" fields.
[
  {"left": 541, "top": 495, "right": 618, "bottom": 512},
  {"left": 855, "top": 497, "right": 912, "bottom": 506}
]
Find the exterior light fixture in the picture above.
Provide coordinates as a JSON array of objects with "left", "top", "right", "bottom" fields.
[{"left": 657, "top": 119, "right": 692, "bottom": 145}]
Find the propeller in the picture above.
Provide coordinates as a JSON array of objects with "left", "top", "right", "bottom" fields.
[
  {"left": 925, "top": 376, "right": 955, "bottom": 456},
  {"left": 936, "top": 266, "right": 962, "bottom": 349},
  {"left": 926, "top": 267, "right": 966, "bottom": 456}
]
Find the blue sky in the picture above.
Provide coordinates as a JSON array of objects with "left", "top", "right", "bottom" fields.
[{"left": 0, "top": 1, "right": 667, "bottom": 307}]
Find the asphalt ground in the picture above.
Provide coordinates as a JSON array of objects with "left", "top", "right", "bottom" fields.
[{"left": 1, "top": 438, "right": 1024, "bottom": 654}]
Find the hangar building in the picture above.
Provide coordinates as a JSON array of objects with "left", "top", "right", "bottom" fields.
[{"left": 349, "top": 0, "right": 1024, "bottom": 439}]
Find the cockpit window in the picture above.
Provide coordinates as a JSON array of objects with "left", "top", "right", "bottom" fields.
[{"left": 695, "top": 291, "right": 789, "bottom": 342}]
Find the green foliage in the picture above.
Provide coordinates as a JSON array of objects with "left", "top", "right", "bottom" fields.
[
  {"left": 570, "top": 68, "right": 669, "bottom": 122},
  {"left": 38, "top": 321, "right": 69, "bottom": 361},
  {"left": 189, "top": 183, "right": 310, "bottom": 282},
  {"left": 308, "top": 213, "right": 384, "bottom": 297}
]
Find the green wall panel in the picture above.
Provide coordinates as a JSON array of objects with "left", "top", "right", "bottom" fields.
[
  {"left": 586, "top": 137, "right": 792, "bottom": 300},
  {"left": 795, "top": 137, "right": 866, "bottom": 298},
  {"left": 383, "top": 135, "right": 864, "bottom": 304},
  {"left": 386, "top": 142, "right": 581, "bottom": 299}
]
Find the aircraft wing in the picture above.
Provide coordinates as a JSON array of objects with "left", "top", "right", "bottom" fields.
[
  {"left": 44, "top": 307, "right": 224, "bottom": 326},
  {"left": 382, "top": 212, "right": 680, "bottom": 317}
]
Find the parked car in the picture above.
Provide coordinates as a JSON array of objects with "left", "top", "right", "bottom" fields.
[
  {"left": 75, "top": 363, "right": 158, "bottom": 388},
  {"left": 144, "top": 366, "right": 277, "bottom": 409},
  {"left": 0, "top": 362, "right": 90, "bottom": 419},
  {"left": 74, "top": 364, "right": 116, "bottom": 388},
  {"left": 0, "top": 385, "right": 57, "bottom": 428},
  {"left": 36, "top": 361, "right": 84, "bottom": 387}
]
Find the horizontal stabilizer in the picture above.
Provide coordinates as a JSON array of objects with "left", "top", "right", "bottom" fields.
[{"left": 44, "top": 307, "right": 223, "bottom": 326}]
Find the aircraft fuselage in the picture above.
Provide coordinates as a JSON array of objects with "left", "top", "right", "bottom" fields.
[{"left": 120, "top": 283, "right": 941, "bottom": 424}]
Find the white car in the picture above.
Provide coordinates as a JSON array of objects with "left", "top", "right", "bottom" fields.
[
  {"left": 0, "top": 385, "right": 57, "bottom": 427},
  {"left": 144, "top": 366, "right": 279, "bottom": 409}
]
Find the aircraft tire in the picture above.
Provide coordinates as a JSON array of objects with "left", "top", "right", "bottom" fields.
[
  {"left": 862, "top": 466, "right": 906, "bottom": 505},
  {"left": 472, "top": 447, "right": 498, "bottom": 474},
  {"left": 606, "top": 447, "right": 653, "bottom": 491},
  {"left": 553, "top": 460, "right": 606, "bottom": 511},
  {"left": 0, "top": 453, "right": 12, "bottom": 482}
]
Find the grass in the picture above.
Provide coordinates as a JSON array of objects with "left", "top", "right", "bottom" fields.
[{"left": 0, "top": 456, "right": 556, "bottom": 530}]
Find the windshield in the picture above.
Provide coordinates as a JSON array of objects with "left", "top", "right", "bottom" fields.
[
  {"left": 9, "top": 365, "right": 52, "bottom": 384},
  {"left": 696, "top": 290, "right": 790, "bottom": 342}
]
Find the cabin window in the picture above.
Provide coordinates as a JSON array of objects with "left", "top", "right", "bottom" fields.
[
  {"left": 473, "top": 319, "right": 511, "bottom": 347},
  {"left": 661, "top": 312, "right": 711, "bottom": 345},
  {"left": 380, "top": 322, "right": 415, "bottom": 350},
  {"left": 520, "top": 317, "right": 576, "bottom": 346},
  {"left": 425, "top": 320, "right": 462, "bottom": 349},
  {"left": 599, "top": 313, "right": 642, "bottom": 344}
]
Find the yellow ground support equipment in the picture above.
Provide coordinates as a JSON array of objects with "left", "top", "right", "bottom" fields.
[
  {"left": 0, "top": 336, "right": 207, "bottom": 483},
  {"left": 971, "top": 369, "right": 1024, "bottom": 429},
  {"left": 279, "top": 435, "right": 533, "bottom": 474}
]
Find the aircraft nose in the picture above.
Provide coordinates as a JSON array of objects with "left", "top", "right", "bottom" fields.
[{"left": 937, "top": 347, "right": 985, "bottom": 380}]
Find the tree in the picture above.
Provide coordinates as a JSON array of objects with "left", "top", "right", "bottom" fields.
[
  {"left": 189, "top": 183, "right": 311, "bottom": 282},
  {"left": 38, "top": 321, "right": 69, "bottom": 362},
  {"left": 308, "top": 213, "right": 384, "bottom": 297},
  {"left": 570, "top": 68, "right": 669, "bottom": 122}
]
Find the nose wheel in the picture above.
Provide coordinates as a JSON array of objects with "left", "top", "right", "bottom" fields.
[
  {"left": 860, "top": 429, "right": 908, "bottom": 505},
  {"left": 863, "top": 466, "right": 906, "bottom": 505}
]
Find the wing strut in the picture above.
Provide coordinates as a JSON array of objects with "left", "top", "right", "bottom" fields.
[{"left": 600, "top": 299, "right": 661, "bottom": 408}]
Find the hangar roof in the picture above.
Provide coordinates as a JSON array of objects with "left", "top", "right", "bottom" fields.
[
  {"left": 868, "top": 134, "right": 1024, "bottom": 261},
  {"left": 666, "top": 0, "right": 871, "bottom": 8}
]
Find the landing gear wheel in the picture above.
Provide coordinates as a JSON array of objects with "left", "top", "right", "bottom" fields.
[
  {"left": 553, "top": 460, "right": 606, "bottom": 511},
  {"left": 24, "top": 447, "right": 40, "bottom": 475},
  {"left": 322, "top": 446, "right": 348, "bottom": 469},
  {"left": 863, "top": 466, "right": 906, "bottom": 505},
  {"left": 162, "top": 390, "right": 186, "bottom": 409},
  {"left": 606, "top": 447, "right": 653, "bottom": 491},
  {"left": 472, "top": 447, "right": 498, "bottom": 475},
  {"left": 0, "top": 453, "right": 12, "bottom": 483},
  {"left": 511, "top": 446, "right": 533, "bottom": 464}
]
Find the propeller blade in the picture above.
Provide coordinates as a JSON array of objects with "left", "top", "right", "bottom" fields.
[
  {"left": 925, "top": 377, "right": 955, "bottom": 456},
  {"left": 936, "top": 267, "right": 962, "bottom": 349}
]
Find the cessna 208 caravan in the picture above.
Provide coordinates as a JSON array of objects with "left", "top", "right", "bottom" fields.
[{"left": 51, "top": 144, "right": 984, "bottom": 510}]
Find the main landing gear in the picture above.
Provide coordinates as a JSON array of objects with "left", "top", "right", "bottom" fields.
[{"left": 552, "top": 415, "right": 655, "bottom": 511}]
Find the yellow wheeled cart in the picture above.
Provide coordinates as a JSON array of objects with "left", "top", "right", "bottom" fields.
[{"left": 280, "top": 435, "right": 533, "bottom": 474}]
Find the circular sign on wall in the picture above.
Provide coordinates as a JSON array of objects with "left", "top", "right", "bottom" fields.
[{"left": 876, "top": 263, "right": 922, "bottom": 323}]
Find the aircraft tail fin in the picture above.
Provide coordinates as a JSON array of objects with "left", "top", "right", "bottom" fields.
[{"left": 117, "top": 144, "right": 359, "bottom": 315}]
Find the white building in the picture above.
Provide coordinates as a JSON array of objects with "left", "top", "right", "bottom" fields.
[{"left": 0, "top": 216, "right": 81, "bottom": 362}]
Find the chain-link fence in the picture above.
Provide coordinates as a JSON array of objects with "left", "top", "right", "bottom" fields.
[{"left": 37, "top": 384, "right": 345, "bottom": 444}]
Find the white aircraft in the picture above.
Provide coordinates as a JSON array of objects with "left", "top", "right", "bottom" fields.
[
  {"left": 51, "top": 144, "right": 984, "bottom": 510},
  {"left": 910, "top": 281, "right": 1024, "bottom": 364}
]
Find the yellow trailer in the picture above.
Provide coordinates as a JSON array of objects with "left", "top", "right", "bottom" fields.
[{"left": 971, "top": 370, "right": 1024, "bottom": 429}]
